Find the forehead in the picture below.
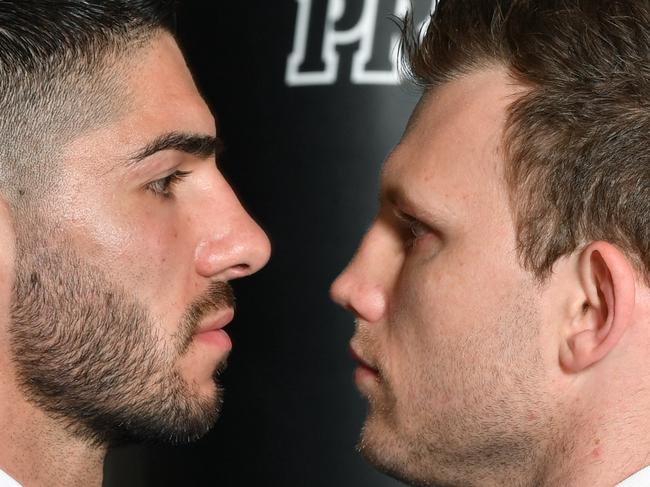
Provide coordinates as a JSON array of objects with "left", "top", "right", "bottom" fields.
[
  {"left": 60, "top": 32, "right": 215, "bottom": 174},
  {"left": 382, "top": 68, "right": 520, "bottom": 224},
  {"left": 124, "top": 32, "right": 215, "bottom": 136}
]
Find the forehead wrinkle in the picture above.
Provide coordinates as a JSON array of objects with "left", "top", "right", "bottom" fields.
[
  {"left": 382, "top": 135, "right": 457, "bottom": 221},
  {"left": 381, "top": 173, "right": 455, "bottom": 230}
]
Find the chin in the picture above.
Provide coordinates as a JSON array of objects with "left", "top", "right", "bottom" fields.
[
  {"left": 95, "top": 376, "right": 225, "bottom": 448},
  {"left": 357, "top": 413, "right": 436, "bottom": 487}
]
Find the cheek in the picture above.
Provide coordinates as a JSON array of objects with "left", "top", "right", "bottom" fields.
[
  {"left": 95, "top": 212, "right": 181, "bottom": 263},
  {"left": 386, "top": 244, "right": 527, "bottom": 381},
  {"left": 131, "top": 211, "right": 185, "bottom": 263},
  {"left": 114, "top": 211, "right": 195, "bottom": 305},
  {"left": 396, "top": 241, "right": 523, "bottom": 330},
  {"left": 66, "top": 200, "right": 193, "bottom": 309},
  {"left": 392, "top": 248, "right": 486, "bottom": 340}
]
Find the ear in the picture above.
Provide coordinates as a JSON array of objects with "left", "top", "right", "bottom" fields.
[{"left": 559, "top": 242, "right": 636, "bottom": 373}]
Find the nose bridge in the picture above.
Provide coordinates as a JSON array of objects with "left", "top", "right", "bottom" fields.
[
  {"left": 194, "top": 179, "right": 271, "bottom": 281},
  {"left": 331, "top": 221, "right": 396, "bottom": 323}
]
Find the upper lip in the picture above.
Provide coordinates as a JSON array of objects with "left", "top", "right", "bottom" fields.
[
  {"left": 350, "top": 345, "right": 378, "bottom": 372},
  {"left": 196, "top": 307, "right": 235, "bottom": 333}
]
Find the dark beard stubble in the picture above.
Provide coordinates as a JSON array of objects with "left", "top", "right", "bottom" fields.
[{"left": 9, "top": 241, "right": 234, "bottom": 447}]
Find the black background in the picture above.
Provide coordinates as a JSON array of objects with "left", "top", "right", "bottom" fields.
[{"left": 104, "top": 2, "right": 420, "bottom": 485}]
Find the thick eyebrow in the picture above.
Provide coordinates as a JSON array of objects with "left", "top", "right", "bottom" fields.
[
  {"left": 128, "top": 132, "right": 224, "bottom": 165},
  {"left": 382, "top": 184, "right": 453, "bottom": 228}
]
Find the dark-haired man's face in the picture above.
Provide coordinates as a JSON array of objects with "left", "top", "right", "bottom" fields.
[
  {"left": 331, "top": 69, "right": 562, "bottom": 486},
  {"left": 6, "top": 33, "right": 270, "bottom": 445}
]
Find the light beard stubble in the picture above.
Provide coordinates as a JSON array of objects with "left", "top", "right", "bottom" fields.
[
  {"left": 9, "top": 239, "right": 235, "bottom": 447},
  {"left": 352, "top": 294, "right": 566, "bottom": 487}
]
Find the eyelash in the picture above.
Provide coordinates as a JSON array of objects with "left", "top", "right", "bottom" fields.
[
  {"left": 408, "top": 219, "right": 429, "bottom": 240},
  {"left": 395, "top": 210, "right": 430, "bottom": 248},
  {"left": 146, "top": 170, "right": 192, "bottom": 198}
]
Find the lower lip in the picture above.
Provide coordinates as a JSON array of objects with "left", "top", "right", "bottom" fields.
[
  {"left": 195, "top": 329, "right": 232, "bottom": 351},
  {"left": 354, "top": 363, "right": 380, "bottom": 387}
]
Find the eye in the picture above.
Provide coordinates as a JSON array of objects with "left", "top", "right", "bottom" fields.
[
  {"left": 408, "top": 218, "right": 429, "bottom": 240},
  {"left": 146, "top": 170, "right": 192, "bottom": 198},
  {"left": 393, "top": 209, "right": 430, "bottom": 248}
]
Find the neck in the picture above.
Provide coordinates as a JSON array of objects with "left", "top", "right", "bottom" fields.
[
  {"left": 540, "top": 377, "right": 650, "bottom": 487},
  {"left": 0, "top": 375, "right": 105, "bottom": 487},
  {"left": 465, "top": 371, "right": 650, "bottom": 487},
  {"left": 545, "top": 418, "right": 650, "bottom": 487}
]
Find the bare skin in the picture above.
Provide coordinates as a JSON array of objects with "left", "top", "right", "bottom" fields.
[
  {"left": 0, "top": 32, "right": 270, "bottom": 487},
  {"left": 332, "top": 68, "right": 650, "bottom": 487}
]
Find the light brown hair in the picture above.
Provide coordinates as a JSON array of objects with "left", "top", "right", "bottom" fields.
[{"left": 402, "top": 0, "right": 650, "bottom": 279}]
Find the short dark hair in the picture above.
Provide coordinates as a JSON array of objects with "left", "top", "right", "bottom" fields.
[
  {"left": 401, "top": 0, "right": 650, "bottom": 279},
  {"left": 0, "top": 0, "right": 177, "bottom": 210}
]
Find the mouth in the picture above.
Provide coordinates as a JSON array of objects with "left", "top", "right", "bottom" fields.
[
  {"left": 350, "top": 345, "right": 380, "bottom": 387},
  {"left": 194, "top": 307, "right": 235, "bottom": 350}
]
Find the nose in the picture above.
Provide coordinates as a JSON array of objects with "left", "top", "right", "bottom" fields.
[
  {"left": 194, "top": 184, "right": 271, "bottom": 282},
  {"left": 330, "top": 223, "right": 390, "bottom": 323}
]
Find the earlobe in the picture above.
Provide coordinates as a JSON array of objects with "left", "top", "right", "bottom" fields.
[{"left": 559, "top": 242, "right": 636, "bottom": 373}]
